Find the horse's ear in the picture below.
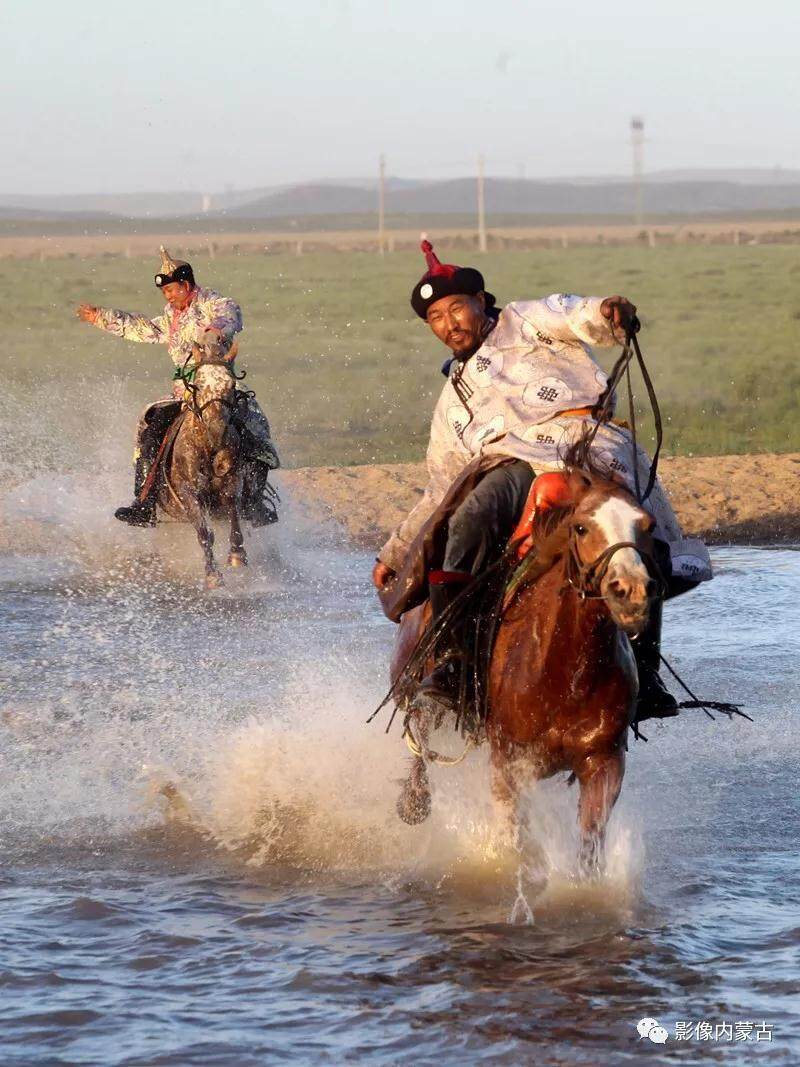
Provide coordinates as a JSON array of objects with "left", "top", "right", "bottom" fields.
[{"left": 532, "top": 471, "right": 574, "bottom": 511}]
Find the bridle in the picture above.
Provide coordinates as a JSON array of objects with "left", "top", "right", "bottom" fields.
[
  {"left": 564, "top": 525, "right": 664, "bottom": 602},
  {"left": 177, "top": 355, "right": 249, "bottom": 423}
]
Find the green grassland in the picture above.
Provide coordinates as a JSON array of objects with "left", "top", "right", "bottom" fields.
[{"left": 5, "top": 244, "right": 800, "bottom": 469}]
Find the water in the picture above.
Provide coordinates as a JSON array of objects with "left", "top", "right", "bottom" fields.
[{"left": 1, "top": 457, "right": 799, "bottom": 1065}]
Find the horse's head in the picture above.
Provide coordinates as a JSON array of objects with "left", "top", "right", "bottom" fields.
[
  {"left": 189, "top": 338, "right": 237, "bottom": 417},
  {"left": 541, "top": 468, "right": 659, "bottom": 636}
]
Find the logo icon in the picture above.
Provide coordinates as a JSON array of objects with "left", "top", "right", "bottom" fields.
[{"left": 637, "top": 1018, "right": 669, "bottom": 1044}]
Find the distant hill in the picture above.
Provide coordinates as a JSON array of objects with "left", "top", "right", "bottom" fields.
[
  {"left": 224, "top": 177, "right": 800, "bottom": 219},
  {"left": 0, "top": 189, "right": 265, "bottom": 218},
  {"left": 2, "top": 170, "right": 800, "bottom": 222},
  {"left": 0, "top": 204, "right": 112, "bottom": 221},
  {"left": 0, "top": 177, "right": 425, "bottom": 219},
  {"left": 648, "top": 167, "right": 800, "bottom": 185}
]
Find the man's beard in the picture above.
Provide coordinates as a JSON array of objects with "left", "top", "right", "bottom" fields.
[
  {"left": 451, "top": 338, "right": 481, "bottom": 361},
  {"left": 450, "top": 315, "right": 494, "bottom": 361}
]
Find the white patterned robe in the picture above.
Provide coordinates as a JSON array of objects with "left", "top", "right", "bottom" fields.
[
  {"left": 93, "top": 286, "right": 278, "bottom": 467},
  {"left": 379, "top": 294, "right": 711, "bottom": 583}
]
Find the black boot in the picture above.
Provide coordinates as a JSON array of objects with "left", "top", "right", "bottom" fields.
[
  {"left": 243, "top": 460, "right": 279, "bottom": 527},
  {"left": 114, "top": 455, "right": 156, "bottom": 527},
  {"left": 412, "top": 580, "right": 468, "bottom": 716},
  {"left": 115, "top": 404, "right": 181, "bottom": 528},
  {"left": 633, "top": 600, "right": 679, "bottom": 723}
]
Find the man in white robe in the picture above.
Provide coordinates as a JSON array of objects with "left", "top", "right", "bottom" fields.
[{"left": 373, "top": 239, "right": 712, "bottom": 723}]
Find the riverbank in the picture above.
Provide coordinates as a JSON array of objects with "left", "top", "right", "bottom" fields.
[{"left": 277, "top": 452, "right": 800, "bottom": 548}]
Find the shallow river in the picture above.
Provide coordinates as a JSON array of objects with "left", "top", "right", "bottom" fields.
[{"left": 1, "top": 472, "right": 798, "bottom": 1065}]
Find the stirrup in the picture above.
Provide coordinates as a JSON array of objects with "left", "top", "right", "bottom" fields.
[
  {"left": 412, "top": 660, "right": 459, "bottom": 713},
  {"left": 409, "top": 686, "right": 457, "bottom": 717}
]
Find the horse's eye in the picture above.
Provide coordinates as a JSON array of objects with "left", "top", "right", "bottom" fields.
[{"left": 574, "top": 524, "right": 588, "bottom": 536}]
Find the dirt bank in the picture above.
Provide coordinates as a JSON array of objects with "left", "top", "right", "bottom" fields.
[{"left": 277, "top": 453, "right": 800, "bottom": 549}]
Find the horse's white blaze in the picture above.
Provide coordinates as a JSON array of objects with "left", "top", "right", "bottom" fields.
[{"left": 590, "top": 497, "right": 649, "bottom": 584}]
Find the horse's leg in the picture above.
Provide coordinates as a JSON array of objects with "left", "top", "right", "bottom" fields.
[
  {"left": 490, "top": 748, "right": 549, "bottom": 918},
  {"left": 490, "top": 748, "right": 520, "bottom": 839},
  {"left": 178, "top": 486, "right": 222, "bottom": 589},
  {"left": 576, "top": 750, "right": 625, "bottom": 875},
  {"left": 226, "top": 500, "right": 247, "bottom": 568}
]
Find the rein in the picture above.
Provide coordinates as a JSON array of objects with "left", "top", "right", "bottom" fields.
[
  {"left": 177, "top": 355, "right": 248, "bottom": 429},
  {"left": 576, "top": 319, "right": 663, "bottom": 505},
  {"left": 565, "top": 534, "right": 664, "bottom": 601}
]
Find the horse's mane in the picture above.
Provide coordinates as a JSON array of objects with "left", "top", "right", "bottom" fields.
[
  {"left": 526, "top": 503, "right": 572, "bottom": 574},
  {"left": 561, "top": 432, "right": 620, "bottom": 485}
]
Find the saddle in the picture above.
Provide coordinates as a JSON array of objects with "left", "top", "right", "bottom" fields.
[{"left": 508, "top": 471, "right": 573, "bottom": 561}]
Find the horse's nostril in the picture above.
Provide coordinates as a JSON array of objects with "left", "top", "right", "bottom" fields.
[{"left": 609, "top": 578, "right": 628, "bottom": 599}]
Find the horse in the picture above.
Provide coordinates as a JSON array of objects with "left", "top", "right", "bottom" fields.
[
  {"left": 392, "top": 464, "right": 660, "bottom": 871},
  {"left": 156, "top": 341, "right": 247, "bottom": 588}
]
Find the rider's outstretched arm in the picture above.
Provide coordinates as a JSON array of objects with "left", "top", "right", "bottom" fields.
[
  {"left": 508, "top": 294, "right": 625, "bottom": 348},
  {"left": 91, "top": 307, "right": 169, "bottom": 343}
]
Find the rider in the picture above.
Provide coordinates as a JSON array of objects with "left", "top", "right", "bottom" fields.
[
  {"left": 76, "top": 247, "right": 279, "bottom": 527},
  {"left": 372, "top": 237, "right": 712, "bottom": 724}
]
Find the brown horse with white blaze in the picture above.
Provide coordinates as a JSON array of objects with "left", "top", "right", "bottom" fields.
[
  {"left": 393, "top": 465, "right": 660, "bottom": 871},
  {"left": 157, "top": 342, "right": 247, "bottom": 588}
]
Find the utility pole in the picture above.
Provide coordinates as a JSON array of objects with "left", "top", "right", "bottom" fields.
[
  {"left": 378, "top": 153, "right": 386, "bottom": 256},
  {"left": 631, "top": 116, "right": 645, "bottom": 227},
  {"left": 477, "top": 153, "right": 487, "bottom": 252}
]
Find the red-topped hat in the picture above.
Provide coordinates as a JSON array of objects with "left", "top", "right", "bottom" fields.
[{"left": 410, "top": 235, "right": 493, "bottom": 319}]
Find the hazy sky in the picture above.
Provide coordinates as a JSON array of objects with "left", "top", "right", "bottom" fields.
[{"left": 3, "top": 0, "right": 798, "bottom": 194}]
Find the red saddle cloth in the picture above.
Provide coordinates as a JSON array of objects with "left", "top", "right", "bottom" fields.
[{"left": 509, "top": 472, "right": 572, "bottom": 560}]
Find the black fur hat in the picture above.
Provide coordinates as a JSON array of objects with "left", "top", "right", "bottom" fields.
[
  {"left": 154, "top": 245, "right": 195, "bottom": 288},
  {"left": 410, "top": 236, "right": 494, "bottom": 319}
]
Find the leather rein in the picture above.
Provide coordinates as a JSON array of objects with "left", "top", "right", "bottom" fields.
[
  {"left": 179, "top": 357, "right": 249, "bottom": 423},
  {"left": 564, "top": 529, "right": 664, "bottom": 602}
]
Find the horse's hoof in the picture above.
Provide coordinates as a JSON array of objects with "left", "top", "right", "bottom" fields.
[
  {"left": 396, "top": 771, "right": 431, "bottom": 825},
  {"left": 227, "top": 552, "right": 247, "bottom": 568},
  {"left": 205, "top": 571, "right": 224, "bottom": 590}
]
